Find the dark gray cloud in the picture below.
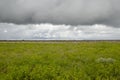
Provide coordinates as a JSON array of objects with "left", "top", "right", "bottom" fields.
[
  {"left": 0, "top": 0, "right": 120, "bottom": 27},
  {"left": 0, "top": 23, "right": 120, "bottom": 40}
]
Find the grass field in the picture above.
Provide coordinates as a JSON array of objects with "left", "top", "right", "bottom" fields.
[{"left": 0, "top": 41, "right": 120, "bottom": 80}]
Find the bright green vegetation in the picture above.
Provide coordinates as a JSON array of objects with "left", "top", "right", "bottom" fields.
[{"left": 0, "top": 41, "right": 120, "bottom": 80}]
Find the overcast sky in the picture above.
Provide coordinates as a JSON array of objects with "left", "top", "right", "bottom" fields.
[{"left": 0, "top": 0, "right": 120, "bottom": 40}]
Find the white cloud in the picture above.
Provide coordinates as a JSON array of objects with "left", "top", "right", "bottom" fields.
[
  {"left": 4, "top": 29, "right": 8, "bottom": 33},
  {"left": 0, "top": 23, "right": 120, "bottom": 40}
]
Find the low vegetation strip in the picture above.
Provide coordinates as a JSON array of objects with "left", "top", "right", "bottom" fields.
[{"left": 0, "top": 42, "right": 120, "bottom": 80}]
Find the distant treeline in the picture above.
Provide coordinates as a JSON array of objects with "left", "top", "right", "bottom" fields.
[{"left": 0, "top": 40, "right": 120, "bottom": 42}]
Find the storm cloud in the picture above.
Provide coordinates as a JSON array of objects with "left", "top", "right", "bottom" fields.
[{"left": 0, "top": 0, "right": 120, "bottom": 27}]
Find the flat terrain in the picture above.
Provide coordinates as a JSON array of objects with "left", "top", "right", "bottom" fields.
[{"left": 0, "top": 41, "right": 120, "bottom": 80}]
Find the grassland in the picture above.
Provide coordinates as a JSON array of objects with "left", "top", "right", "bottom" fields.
[{"left": 0, "top": 41, "right": 120, "bottom": 80}]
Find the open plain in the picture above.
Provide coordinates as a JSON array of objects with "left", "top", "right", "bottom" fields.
[{"left": 0, "top": 41, "right": 120, "bottom": 80}]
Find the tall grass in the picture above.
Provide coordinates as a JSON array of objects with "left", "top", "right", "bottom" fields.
[{"left": 0, "top": 41, "right": 120, "bottom": 80}]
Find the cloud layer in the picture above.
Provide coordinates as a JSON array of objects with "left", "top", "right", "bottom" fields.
[
  {"left": 0, "top": 0, "right": 120, "bottom": 27},
  {"left": 0, "top": 23, "right": 120, "bottom": 40}
]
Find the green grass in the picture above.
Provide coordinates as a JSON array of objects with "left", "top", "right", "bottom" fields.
[{"left": 0, "top": 41, "right": 120, "bottom": 80}]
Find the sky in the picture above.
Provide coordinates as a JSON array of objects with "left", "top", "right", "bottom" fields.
[{"left": 0, "top": 0, "right": 120, "bottom": 40}]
